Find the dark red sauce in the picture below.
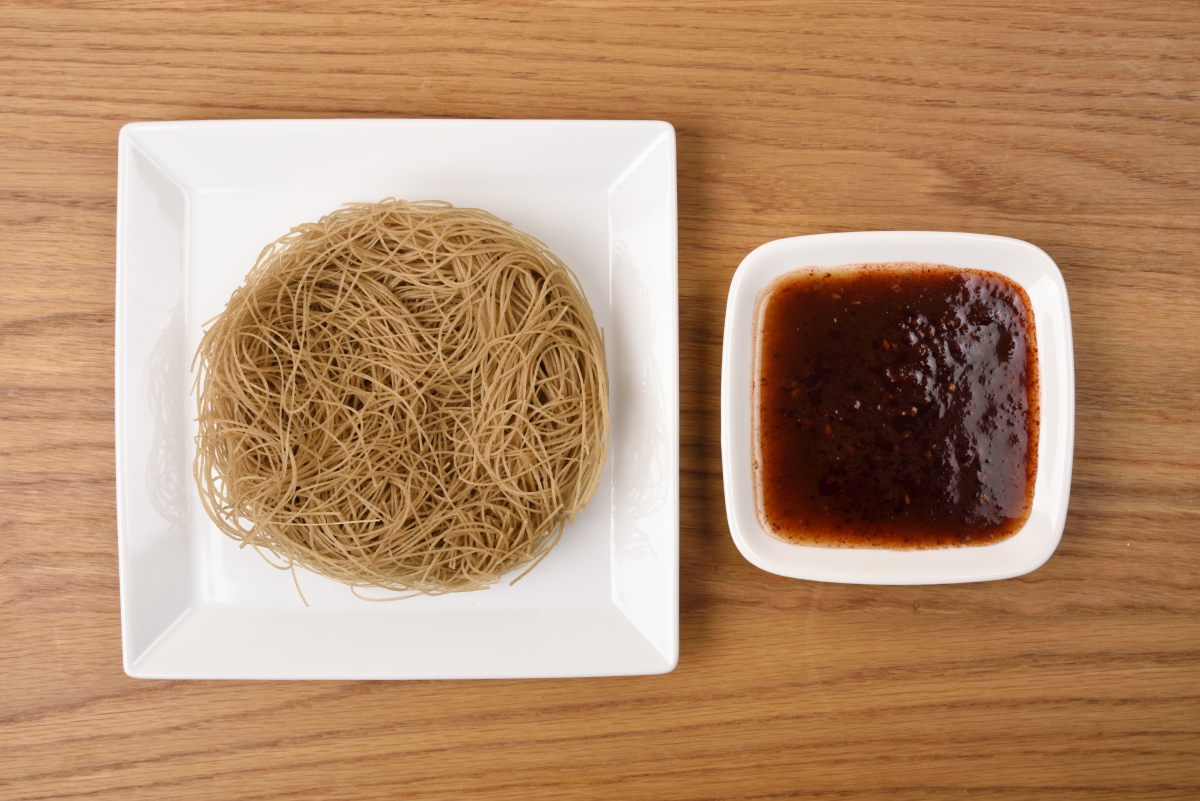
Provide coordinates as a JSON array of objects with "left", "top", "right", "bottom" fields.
[{"left": 754, "top": 263, "right": 1038, "bottom": 548}]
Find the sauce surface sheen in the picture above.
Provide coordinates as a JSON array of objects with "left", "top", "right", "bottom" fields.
[{"left": 755, "top": 262, "right": 1038, "bottom": 548}]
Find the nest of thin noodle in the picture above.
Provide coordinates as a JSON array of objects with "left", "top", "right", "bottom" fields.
[{"left": 193, "top": 199, "right": 609, "bottom": 596}]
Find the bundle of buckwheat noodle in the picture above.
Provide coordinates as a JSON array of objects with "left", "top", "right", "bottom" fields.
[{"left": 193, "top": 199, "right": 608, "bottom": 597}]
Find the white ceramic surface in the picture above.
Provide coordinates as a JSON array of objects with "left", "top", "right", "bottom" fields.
[
  {"left": 116, "top": 119, "right": 679, "bottom": 679},
  {"left": 721, "top": 232, "right": 1074, "bottom": 584}
]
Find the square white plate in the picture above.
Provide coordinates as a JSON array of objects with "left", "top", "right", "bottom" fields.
[
  {"left": 721, "top": 232, "right": 1074, "bottom": 584},
  {"left": 116, "top": 119, "right": 679, "bottom": 678}
]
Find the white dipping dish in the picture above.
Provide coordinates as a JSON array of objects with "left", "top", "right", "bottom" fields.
[
  {"left": 116, "top": 119, "right": 679, "bottom": 679},
  {"left": 721, "top": 232, "right": 1074, "bottom": 584}
]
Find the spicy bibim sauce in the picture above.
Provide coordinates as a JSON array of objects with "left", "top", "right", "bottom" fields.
[{"left": 754, "top": 263, "right": 1038, "bottom": 548}]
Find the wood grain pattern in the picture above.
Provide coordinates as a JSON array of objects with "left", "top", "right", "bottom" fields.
[{"left": 1, "top": 1, "right": 1198, "bottom": 799}]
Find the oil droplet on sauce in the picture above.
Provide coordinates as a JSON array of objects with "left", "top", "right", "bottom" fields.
[{"left": 754, "top": 263, "right": 1038, "bottom": 548}]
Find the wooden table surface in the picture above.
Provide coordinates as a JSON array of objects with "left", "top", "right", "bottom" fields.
[{"left": 2, "top": 2, "right": 1198, "bottom": 799}]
